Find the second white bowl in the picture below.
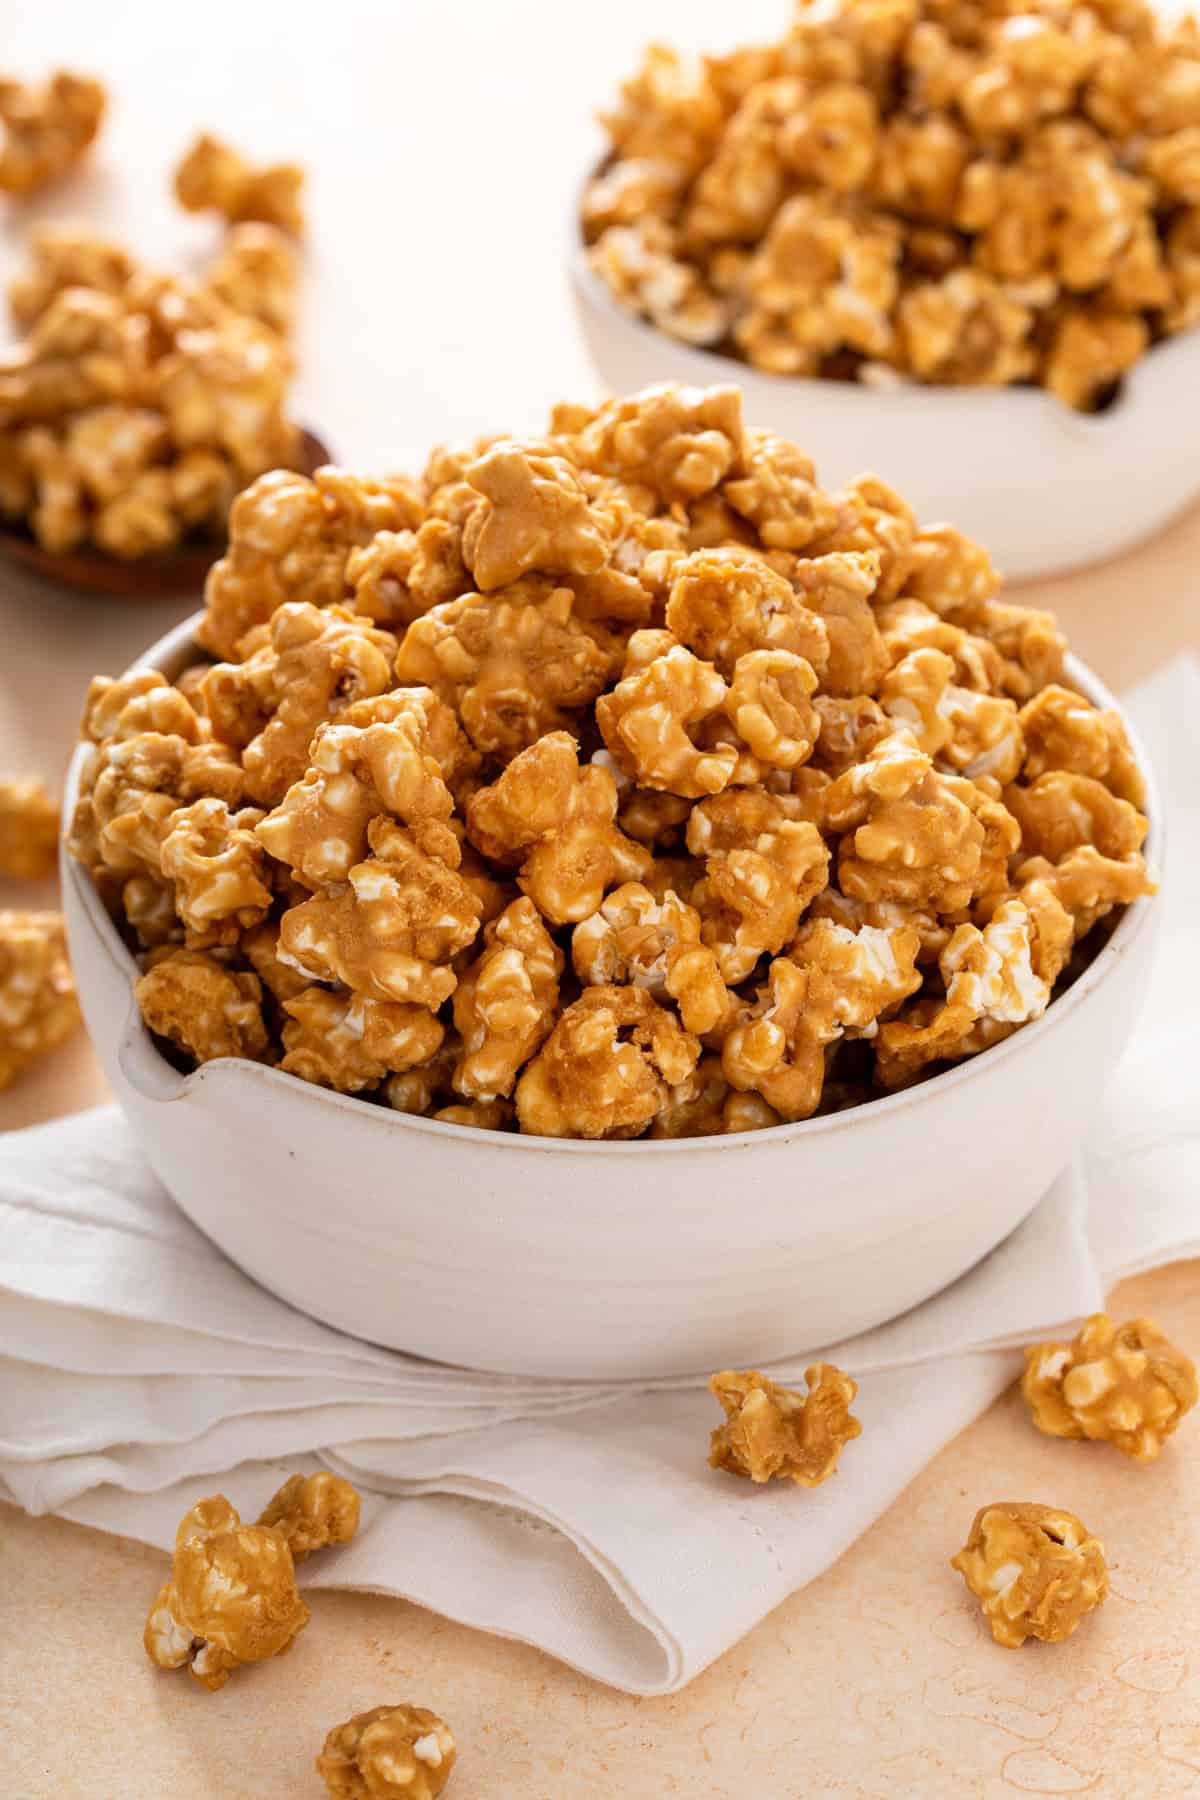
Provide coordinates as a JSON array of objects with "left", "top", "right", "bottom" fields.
[{"left": 570, "top": 238, "right": 1200, "bottom": 584}]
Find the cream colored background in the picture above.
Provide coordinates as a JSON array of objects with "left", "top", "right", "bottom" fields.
[{"left": 1, "top": 1, "right": 1199, "bottom": 1793}]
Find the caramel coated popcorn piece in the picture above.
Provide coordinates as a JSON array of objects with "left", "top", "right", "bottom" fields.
[
  {"left": 317, "top": 1704, "right": 456, "bottom": 1800},
  {"left": 174, "top": 132, "right": 305, "bottom": 234},
  {"left": 951, "top": 1502, "right": 1108, "bottom": 1648},
  {"left": 467, "top": 732, "right": 650, "bottom": 925},
  {"left": 516, "top": 985, "right": 699, "bottom": 1138},
  {"left": 1022, "top": 1314, "right": 1198, "bottom": 1461},
  {"left": 135, "top": 949, "right": 268, "bottom": 1065},
  {"left": 597, "top": 640, "right": 739, "bottom": 798},
  {"left": 279, "top": 814, "right": 480, "bottom": 1009},
  {"left": 459, "top": 440, "right": 612, "bottom": 590},
  {"left": 452, "top": 896, "right": 562, "bottom": 1100},
  {"left": 665, "top": 545, "right": 829, "bottom": 676},
  {"left": 0, "top": 70, "right": 105, "bottom": 195},
  {"left": 709, "top": 1366, "right": 862, "bottom": 1486},
  {"left": 205, "top": 223, "right": 298, "bottom": 338},
  {"left": 687, "top": 789, "right": 830, "bottom": 983},
  {"left": 0, "top": 774, "right": 58, "bottom": 879},
  {"left": 0, "top": 910, "right": 80, "bottom": 1091},
  {"left": 572, "top": 881, "right": 730, "bottom": 1035},
  {"left": 257, "top": 1470, "right": 361, "bottom": 1560},
  {"left": 160, "top": 798, "right": 272, "bottom": 940},
  {"left": 280, "top": 987, "right": 444, "bottom": 1093},
  {"left": 144, "top": 1495, "right": 309, "bottom": 1690}
]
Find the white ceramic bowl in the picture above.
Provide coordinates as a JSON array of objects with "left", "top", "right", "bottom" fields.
[
  {"left": 569, "top": 228, "right": 1200, "bottom": 583},
  {"left": 62, "top": 615, "right": 1160, "bottom": 1380}
]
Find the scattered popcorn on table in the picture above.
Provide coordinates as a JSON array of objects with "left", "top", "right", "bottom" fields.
[
  {"left": 317, "top": 1704, "right": 457, "bottom": 1800},
  {"left": 951, "top": 1501, "right": 1108, "bottom": 1648},
  {"left": 143, "top": 1471, "right": 360, "bottom": 1690},
  {"left": 0, "top": 224, "right": 305, "bottom": 558},
  {"left": 1022, "top": 1314, "right": 1199, "bottom": 1461},
  {"left": 175, "top": 131, "right": 305, "bottom": 235},
  {"left": 0, "top": 909, "right": 80, "bottom": 1090},
  {"left": 70, "top": 381, "right": 1155, "bottom": 1135},
  {"left": 583, "top": 0, "right": 1200, "bottom": 407},
  {"left": 0, "top": 774, "right": 59, "bottom": 879},
  {"left": 0, "top": 70, "right": 105, "bottom": 195},
  {"left": 709, "top": 1364, "right": 862, "bottom": 1485}
]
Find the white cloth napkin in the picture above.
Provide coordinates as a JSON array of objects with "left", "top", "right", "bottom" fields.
[{"left": 1, "top": 657, "right": 1197, "bottom": 1696}]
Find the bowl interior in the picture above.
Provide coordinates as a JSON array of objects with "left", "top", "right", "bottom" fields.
[{"left": 65, "top": 612, "right": 1161, "bottom": 1156}]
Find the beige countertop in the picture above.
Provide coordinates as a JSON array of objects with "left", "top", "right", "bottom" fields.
[{"left": 2, "top": 0, "right": 1199, "bottom": 1792}]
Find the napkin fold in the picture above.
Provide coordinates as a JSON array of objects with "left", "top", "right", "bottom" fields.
[{"left": 1, "top": 658, "right": 1197, "bottom": 1696}]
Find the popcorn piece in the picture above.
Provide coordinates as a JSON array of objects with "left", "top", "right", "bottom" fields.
[
  {"left": 9, "top": 225, "right": 133, "bottom": 331},
  {"left": 951, "top": 1502, "right": 1108, "bottom": 1648},
  {"left": 790, "top": 552, "right": 887, "bottom": 697},
  {"left": 1018, "top": 683, "right": 1144, "bottom": 805},
  {"left": 144, "top": 1495, "right": 309, "bottom": 1690},
  {"left": 452, "top": 896, "right": 563, "bottom": 1100},
  {"left": 876, "top": 884, "right": 1073, "bottom": 1084},
  {"left": 515, "top": 985, "right": 699, "bottom": 1138},
  {"left": 317, "top": 1703, "right": 457, "bottom": 1800},
  {"left": 160, "top": 798, "right": 272, "bottom": 939},
  {"left": 880, "top": 647, "right": 1024, "bottom": 782},
  {"left": 572, "top": 882, "right": 730, "bottom": 1035},
  {"left": 1017, "top": 844, "right": 1155, "bottom": 937},
  {"left": 665, "top": 545, "right": 830, "bottom": 676},
  {"left": 207, "top": 603, "right": 399, "bottom": 807},
  {"left": 0, "top": 70, "right": 105, "bottom": 195},
  {"left": 395, "top": 580, "right": 609, "bottom": 761},
  {"left": 596, "top": 641, "right": 739, "bottom": 798},
  {"left": 1043, "top": 307, "right": 1148, "bottom": 411},
  {"left": 722, "top": 430, "right": 840, "bottom": 551},
  {"left": 687, "top": 790, "right": 830, "bottom": 983},
  {"left": 0, "top": 774, "right": 59, "bottom": 879},
  {"left": 589, "top": 216, "right": 731, "bottom": 347},
  {"left": 199, "top": 466, "right": 424, "bottom": 662},
  {"left": 174, "top": 132, "right": 305, "bottom": 234},
  {"left": 255, "top": 688, "right": 469, "bottom": 888},
  {"left": 564, "top": 382, "right": 744, "bottom": 504},
  {"left": 1022, "top": 1314, "right": 1198, "bottom": 1461},
  {"left": 278, "top": 814, "right": 481, "bottom": 1008},
  {"left": 897, "top": 270, "right": 1035, "bottom": 387},
  {"left": 460, "top": 440, "right": 612, "bottom": 590},
  {"left": 280, "top": 987, "right": 444, "bottom": 1093},
  {"left": 135, "top": 949, "right": 268, "bottom": 1064},
  {"left": 709, "top": 1365, "right": 862, "bottom": 1485},
  {"left": 257, "top": 1470, "right": 361, "bottom": 1560},
  {"left": 0, "top": 910, "right": 80, "bottom": 1090},
  {"left": 467, "top": 732, "right": 651, "bottom": 924},
  {"left": 650, "top": 1053, "right": 781, "bottom": 1136},
  {"left": 1004, "top": 770, "right": 1147, "bottom": 864},
  {"left": 204, "top": 223, "right": 298, "bottom": 338},
  {"left": 825, "top": 729, "right": 985, "bottom": 911}
]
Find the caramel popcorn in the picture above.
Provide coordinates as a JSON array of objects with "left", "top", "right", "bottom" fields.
[
  {"left": 75, "top": 382, "right": 1153, "bottom": 1134},
  {"left": 317, "top": 1704, "right": 456, "bottom": 1800},
  {"left": 951, "top": 1502, "right": 1108, "bottom": 1648},
  {"left": 174, "top": 132, "right": 305, "bottom": 234},
  {"left": 0, "top": 910, "right": 80, "bottom": 1090},
  {"left": 0, "top": 70, "right": 104, "bottom": 195},
  {"left": 204, "top": 223, "right": 298, "bottom": 339},
  {"left": 0, "top": 774, "right": 58, "bottom": 878},
  {"left": 1022, "top": 1314, "right": 1198, "bottom": 1461},
  {"left": 584, "top": 0, "right": 1200, "bottom": 405},
  {"left": 256, "top": 1470, "right": 361, "bottom": 1559},
  {"left": 709, "top": 1365, "right": 862, "bottom": 1485},
  {"left": 0, "top": 230, "right": 305, "bottom": 557},
  {"left": 143, "top": 1471, "right": 358, "bottom": 1694}
]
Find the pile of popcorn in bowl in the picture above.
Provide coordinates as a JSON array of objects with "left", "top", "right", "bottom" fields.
[
  {"left": 582, "top": 0, "right": 1200, "bottom": 408},
  {"left": 67, "top": 379, "right": 1154, "bottom": 1139}
]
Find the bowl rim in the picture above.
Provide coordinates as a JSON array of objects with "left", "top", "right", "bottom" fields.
[
  {"left": 64, "top": 610, "right": 1162, "bottom": 1158},
  {"left": 567, "top": 160, "right": 1200, "bottom": 424}
]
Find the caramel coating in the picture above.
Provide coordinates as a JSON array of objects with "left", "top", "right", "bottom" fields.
[
  {"left": 709, "top": 1365, "right": 862, "bottom": 1485},
  {"left": 515, "top": 985, "right": 699, "bottom": 1138},
  {"left": 583, "top": 0, "right": 1200, "bottom": 407},
  {"left": 143, "top": 1495, "right": 309, "bottom": 1690},
  {"left": 174, "top": 132, "right": 305, "bottom": 234},
  {"left": 317, "top": 1704, "right": 456, "bottom": 1799},
  {"left": 0, "top": 774, "right": 59, "bottom": 879},
  {"left": 1022, "top": 1314, "right": 1198, "bottom": 1461},
  {"left": 71, "top": 381, "right": 1154, "bottom": 1136},
  {"left": 257, "top": 1470, "right": 361, "bottom": 1560},
  {"left": 0, "top": 909, "right": 80, "bottom": 1091},
  {"left": 951, "top": 1502, "right": 1108, "bottom": 1648},
  {"left": 0, "top": 70, "right": 104, "bottom": 195}
]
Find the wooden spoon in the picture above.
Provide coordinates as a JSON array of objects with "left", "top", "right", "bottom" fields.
[{"left": 0, "top": 427, "right": 331, "bottom": 598}]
